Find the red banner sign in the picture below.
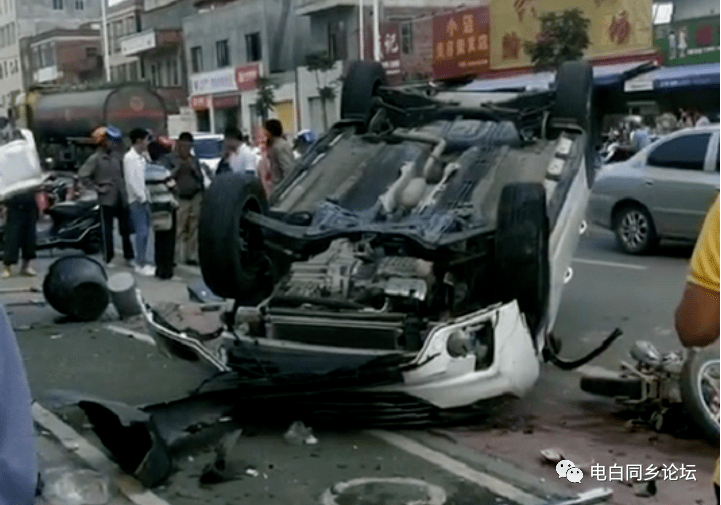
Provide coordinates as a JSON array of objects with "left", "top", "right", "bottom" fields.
[
  {"left": 432, "top": 7, "right": 490, "bottom": 79},
  {"left": 190, "top": 95, "right": 209, "bottom": 111},
  {"left": 235, "top": 63, "right": 260, "bottom": 92}
]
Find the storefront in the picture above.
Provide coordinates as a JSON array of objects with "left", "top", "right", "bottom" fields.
[{"left": 188, "top": 63, "right": 260, "bottom": 134}]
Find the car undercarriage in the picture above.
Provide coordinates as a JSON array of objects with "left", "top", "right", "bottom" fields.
[{"left": 141, "top": 59, "right": 614, "bottom": 414}]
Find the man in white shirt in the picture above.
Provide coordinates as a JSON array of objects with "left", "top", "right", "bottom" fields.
[{"left": 124, "top": 128, "right": 154, "bottom": 276}]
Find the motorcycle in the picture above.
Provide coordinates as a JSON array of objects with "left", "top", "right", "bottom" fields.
[
  {"left": 0, "top": 179, "right": 103, "bottom": 256},
  {"left": 580, "top": 341, "right": 720, "bottom": 444}
]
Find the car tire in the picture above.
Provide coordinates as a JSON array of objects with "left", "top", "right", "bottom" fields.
[
  {"left": 680, "top": 349, "right": 720, "bottom": 445},
  {"left": 494, "top": 182, "right": 550, "bottom": 335},
  {"left": 552, "top": 60, "right": 593, "bottom": 132},
  {"left": 613, "top": 204, "right": 658, "bottom": 255},
  {"left": 198, "top": 172, "right": 273, "bottom": 302},
  {"left": 340, "top": 61, "right": 387, "bottom": 130}
]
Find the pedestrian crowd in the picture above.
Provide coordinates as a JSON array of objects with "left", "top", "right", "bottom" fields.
[{"left": 1, "top": 118, "right": 299, "bottom": 281}]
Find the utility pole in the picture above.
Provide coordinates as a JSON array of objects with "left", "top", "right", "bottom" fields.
[
  {"left": 358, "top": 0, "right": 364, "bottom": 60},
  {"left": 372, "top": 0, "right": 380, "bottom": 61},
  {"left": 100, "top": 0, "right": 111, "bottom": 82}
]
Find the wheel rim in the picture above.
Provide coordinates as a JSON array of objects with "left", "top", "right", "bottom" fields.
[
  {"left": 619, "top": 210, "right": 650, "bottom": 250},
  {"left": 696, "top": 359, "right": 720, "bottom": 427}
]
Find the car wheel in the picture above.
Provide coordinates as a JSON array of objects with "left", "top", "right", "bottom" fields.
[
  {"left": 494, "top": 182, "right": 550, "bottom": 335},
  {"left": 613, "top": 204, "right": 657, "bottom": 255},
  {"left": 340, "top": 61, "right": 387, "bottom": 131},
  {"left": 198, "top": 172, "right": 273, "bottom": 302},
  {"left": 552, "top": 60, "right": 593, "bottom": 132}
]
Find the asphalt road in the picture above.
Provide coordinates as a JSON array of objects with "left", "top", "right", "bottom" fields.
[{"left": 5, "top": 224, "right": 718, "bottom": 505}]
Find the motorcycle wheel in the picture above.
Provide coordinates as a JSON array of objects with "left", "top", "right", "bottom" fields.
[
  {"left": 580, "top": 375, "right": 643, "bottom": 400},
  {"left": 680, "top": 349, "right": 720, "bottom": 444}
]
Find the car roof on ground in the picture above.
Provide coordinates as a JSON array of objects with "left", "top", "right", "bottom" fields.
[{"left": 173, "top": 132, "right": 224, "bottom": 140}]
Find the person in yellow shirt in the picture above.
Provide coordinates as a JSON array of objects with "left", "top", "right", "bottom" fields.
[{"left": 675, "top": 194, "right": 720, "bottom": 503}]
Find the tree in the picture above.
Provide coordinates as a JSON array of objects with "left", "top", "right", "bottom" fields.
[
  {"left": 254, "top": 76, "right": 277, "bottom": 123},
  {"left": 305, "top": 51, "right": 338, "bottom": 132},
  {"left": 523, "top": 8, "right": 591, "bottom": 71}
]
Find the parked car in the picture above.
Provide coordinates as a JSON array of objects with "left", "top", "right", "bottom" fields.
[
  {"left": 189, "top": 132, "right": 224, "bottom": 187},
  {"left": 140, "top": 60, "right": 599, "bottom": 418},
  {"left": 589, "top": 125, "right": 720, "bottom": 254}
]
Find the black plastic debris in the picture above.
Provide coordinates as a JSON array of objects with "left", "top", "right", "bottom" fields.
[
  {"left": 76, "top": 400, "right": 172, "bottom": 488},
  {"left": 43, "top": 255, "right": 109, "bottom": 321}
]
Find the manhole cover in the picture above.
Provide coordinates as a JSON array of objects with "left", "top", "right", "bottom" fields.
[{"left": 320, "top": 477, "right": 446, "bottom": 505}]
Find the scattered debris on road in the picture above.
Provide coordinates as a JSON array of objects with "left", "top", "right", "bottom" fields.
[
  {"left": 284, "top": 421, "right": 318, "bottom": 446},
  {"left": 43, "top": 256, "right": 109, "bottom": 322},
  {"left": 41, "top": 468, "right": 110, "bottom": 505},
  {"left": 199, "top": 429, "right": 243, "bottom": 485}
]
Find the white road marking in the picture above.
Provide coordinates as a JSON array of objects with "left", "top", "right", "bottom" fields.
[
  {"left": 32, "top": 403, "right": 172, "bottom": 505},
  {"left": 572, "top": 258, "right": 647, "bottom": 271},
  {"left": 105, "top": 324, "right": 157, "bottom": 346},
  {"left": 367, "top": 430, "right": 546, "bottom": 505}
]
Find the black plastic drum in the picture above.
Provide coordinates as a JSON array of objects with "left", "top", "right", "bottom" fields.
[{"left": 43, "top": 255, "right": 109, "bottom": 321}]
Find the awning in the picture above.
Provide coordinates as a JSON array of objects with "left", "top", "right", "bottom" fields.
[
  {"left": 624, "top": 63, "right": 720, "bottom": 92},
  {"left": 461, "top": 61, "right": 655, "bottom": 92}
]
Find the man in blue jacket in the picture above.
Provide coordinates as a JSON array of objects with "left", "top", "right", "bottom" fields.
[{"left": 0, "top": 302, "right": 37, "bottom": 504}]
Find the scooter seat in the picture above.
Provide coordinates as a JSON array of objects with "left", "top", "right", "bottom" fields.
[{"left": 46, "top": 200, "right": 98, "bottom": 220}]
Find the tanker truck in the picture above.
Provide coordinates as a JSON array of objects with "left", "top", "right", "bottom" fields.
[{"left": 15, "top": 84, "right": 167, "bottom": 171}]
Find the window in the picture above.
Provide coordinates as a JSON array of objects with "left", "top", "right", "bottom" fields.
[
  {"left": 52, "top": 0, "right": 63, "bottom": 9},
  {"left": 9, "top": 22, "right": 14, "bottom": 44},
  {"left": 43, "top": 43, "right": 55, "bottom": 67},
  {"left": 0, "top": 64, "right": 3, "bottom": 79},
  {"left": 32, "top": 47, "right": 40, "bottom": 68},
  {"left": 86, "top": 46, "right": 98, "bottom": 59},
  {"left": 401, "top": 21, "right": 413, "bottom": 54},
  {"left": 648, "top": 133, "right": 712, "bottom": 171},
  {"left": 150, "top": 64, "right": 157, "bottom": 86},
  {"left": 191, "top": 46, "right": 203, "bottom": 73},
  {"left": 245, "top": 33, "right": 261, "bottom": 62},
  {"left": 216, "top": 39, "right": 229, "bottom": 68},
  {"left": 75, "top": 0, "right": 84, "bottom": 9},
  {"left": 128, "top": 62, "right": 137, "bottom": 81},
  {"left": 0, "top": 27, "right": 5, "bottom": 48},
  {"left": 327, "top": 27, "right": 337, "bottom": 62},
  {"left": 170, "top": 58, "right": 178, "bottom": 85},
  {"left": 125, "top": 16, "right": 134, "bottom": 36},
  {"left": 136, "top": 14, "right": 142, "bottom": 33}
]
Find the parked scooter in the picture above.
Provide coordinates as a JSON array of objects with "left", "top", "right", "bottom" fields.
[
  {"left": 0, "top": 179, "right": 103, "bottom": 256},
  {"left": 580, "top": 340, "right": 720, "bottom": 444}
]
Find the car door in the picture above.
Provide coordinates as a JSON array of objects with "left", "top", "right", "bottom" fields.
[{"left": 643, "top": 130, "right": 719, "bottom": 239}]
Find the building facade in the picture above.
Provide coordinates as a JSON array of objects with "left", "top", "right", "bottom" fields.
[
  {"left": 24, "top": 25, "right": 103, "bottom": 87},
  {"left": 105, "top": 0, "right": 144, "bottom": 84},
  {"left": 184, "top": 0, "right": 311, "bottom": 135},
  {"left": 120, "top": 0, "right": 194, "bottom": 114},
  {"left": 1, "top": 0, "right": 100, "bottom": 109}
]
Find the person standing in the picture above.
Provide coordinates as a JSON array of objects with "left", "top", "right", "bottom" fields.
[
  {"left": 264, "top": 119, "right": 295, "bottom": 190},
  {"left": 2, "top": 191, "right": 38, "bottom": 279},
  {"left": 124, "top": 128, "right": 154, "bottom": 276},
  {"left": 79, "top": 126, "right": 134, "bottom": 267},
  {"left": 215, "top": 127, "right": 255, "bottom": 176},
  {"left": 674, "top": 194, "right": 720, "bottom": 503},
  {"left": 165, "top": 132, "right": 203, "bottom": 266}
]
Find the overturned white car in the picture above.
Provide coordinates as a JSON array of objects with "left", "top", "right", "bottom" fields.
[{"left": 142, "top": 60, "right": 604, "bottom": 420}]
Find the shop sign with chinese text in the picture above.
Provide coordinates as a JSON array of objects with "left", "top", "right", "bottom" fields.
[
  {"left": 432, "top": 7, "right": 490, "bottom": 79},
  {"left": 654, "top": 16, "right": 720, "bottom": 66},
  {"left": 489, "top": 0, "right": 653, "bottom": 70},
  {"left": 363, "top": 22, "right": 402, "bottom": 81}
]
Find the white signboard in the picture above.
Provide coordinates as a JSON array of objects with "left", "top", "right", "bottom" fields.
[
  {"left": 121, "top": 31, "right": 156, "bottom": 57},
  {"left": 189, "top": 67, "right": 237, "bottom": 95}
]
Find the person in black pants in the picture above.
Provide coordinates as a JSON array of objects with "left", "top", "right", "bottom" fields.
[
  {"left": 78, "top": 126, "right": 134, "bottom": 266},
  {"left": 2, "top": 192, "right": 38, "bottom": 279},
  {"left": 148, "top": 136, "right": 177, "bottom": 280}
]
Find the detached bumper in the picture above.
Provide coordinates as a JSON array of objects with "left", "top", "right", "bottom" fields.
[{"left": 140, "top": 294, "right": 539, "bottom": 411}]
